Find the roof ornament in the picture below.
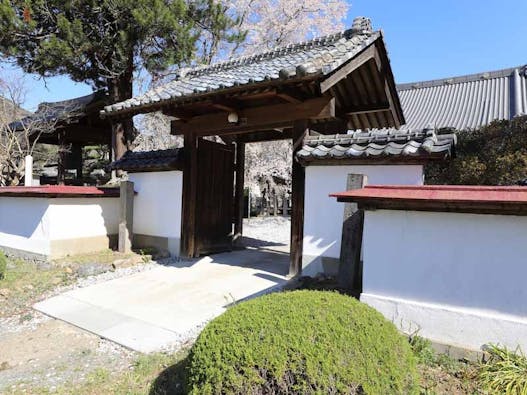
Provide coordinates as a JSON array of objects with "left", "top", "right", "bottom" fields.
[
  {"left": 424, "top": 124, "right": 436, "bottom": 138},
  {"left": 351, "top": 17, "right": 373, "bottom": 35},
  {"left": 177, "top": 67, "right": 191, "bottom": 79}
]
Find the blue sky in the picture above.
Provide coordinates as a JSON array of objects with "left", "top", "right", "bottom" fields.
[{"left": 2, "top": 0, "right": 526, "bottom": 110}]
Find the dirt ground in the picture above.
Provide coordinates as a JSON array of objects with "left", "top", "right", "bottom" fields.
[
  {"left": 0, "top": 318, "right": 136, "bottom": 393},
  {"left": 0, "top": 219, "right": 290, "bottom": 393},
  {"left": 0, "top": 250, "right": 155, "bottom": 393}
]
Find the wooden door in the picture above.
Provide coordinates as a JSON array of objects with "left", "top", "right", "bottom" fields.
[{"left": 195, "top": 139, "right": 235, "bottom": 255}]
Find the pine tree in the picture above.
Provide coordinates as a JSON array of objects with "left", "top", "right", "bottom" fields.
[{"left": 0, "top": 0, "right": 243, "bottom": 158}]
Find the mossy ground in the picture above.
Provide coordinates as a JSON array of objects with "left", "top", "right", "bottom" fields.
[{"left": 0, "top": 250, "right": 141, "bottom": 317}]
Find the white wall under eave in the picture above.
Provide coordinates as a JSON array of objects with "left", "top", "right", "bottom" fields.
[
  {"left": 361, "top": 209, "right": 527, "bottom": 351},
  {"left": 129, "top": 171, "right": 183, "bottom": 256},
  {"left": 48, "top": 198, "right": 119, "bottom": 240},
  {"left": 0, "top": 196, "right": 120, "bottom": 259},
  {"left": 0, "top": 197, "right": 51, "bottom": 257},
  {"left": 302, "top": 164, "right": 424, "bottom": 276}
]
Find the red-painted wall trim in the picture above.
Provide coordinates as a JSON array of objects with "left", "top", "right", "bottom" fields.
[
  {"left": 0, "top": 185, "right": 120, "bottom": 198},
  {"left": 331, "top": 185, "right": 527, "bottom": 215}
]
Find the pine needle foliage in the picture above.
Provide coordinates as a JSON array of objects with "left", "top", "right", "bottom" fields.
[
  {"left": 0, "top": 0, "right": 244, "bottom": 152},
  {"left": 425, "top": 116, "right": 527, "bottom": 185},
  {"left": 186, "top": 290, "right": 419, "bottom": 394}
]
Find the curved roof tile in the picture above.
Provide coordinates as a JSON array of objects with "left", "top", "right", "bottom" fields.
[
  {"left": 298, "top": 128, "right": 456, "bottom": 163},
  {"left": 101, "top": 17, "right": 380, "bottom": 117}
]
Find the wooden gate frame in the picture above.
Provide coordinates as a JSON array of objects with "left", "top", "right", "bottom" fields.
[{"left": 180, "top": 119, "right": 310, "bottom": 278}]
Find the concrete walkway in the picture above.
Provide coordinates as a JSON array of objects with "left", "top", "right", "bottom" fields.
[{"left": 34, "top": 248, "right": 289, "bottom": 353}]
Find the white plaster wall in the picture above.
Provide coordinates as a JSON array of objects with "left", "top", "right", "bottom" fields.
[
  {"left": 129, "top": 171, "right": 183, "bottom": 255},
  {"left": 302, "top": 165, "right": 423, "bottom": 275},
  {"left": 362, "top": 209, "right": 527, "bottom": 351},
  {"left": 48, "top": 198, "right": 120, "bottom": 240},
  {"left": 0, "top": 197, "right": 51, "bottom": 256},
  {"left": 0, "top": 196, "right": 119, "bottom": 258}
]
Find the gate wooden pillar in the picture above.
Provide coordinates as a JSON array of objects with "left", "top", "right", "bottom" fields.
[
  {"left": 233, "top": 142, "right": 245, "bottom": 241},
  {"left": 182, "top": 132, "right": 198, "bottom": 257},
  {"left": 57, "top": 130, "right": 67, "bottom": 185},
  {"left": 289, "top": 119, "right": 309, "bottom": 277}
]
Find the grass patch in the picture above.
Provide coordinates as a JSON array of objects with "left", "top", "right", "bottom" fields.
[
  {"left": 0, "top": 251, "right": 7, "bottom": 280},
  {"left": 51, "top": 249, "right": 135, "bottom": 266},
  {"left": 0, "top": 249, "right": 143, "bottom": 317},
  {"left": 6, "top": 350, "right": 189, "bottom": 395},
  {"left": 0, "top": 257, "right": 74, "bottom": 317},
  {"left": 479, "top": 344, "right": 527, "bottom": 394},
  {"left": 410, "top": 335, "right": 481, "bottom": 394}
]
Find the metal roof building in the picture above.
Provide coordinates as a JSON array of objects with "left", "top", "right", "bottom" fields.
[{"left": 397, "top": 65, "right": 527, "bottom": 130}]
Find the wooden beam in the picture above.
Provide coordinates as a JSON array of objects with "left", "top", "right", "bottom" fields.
[
  {"left": 310, "top": 118, "right": 349, "bottom": 134},
  {"left": 162, "top": 108, "right": 195, "bottom": 121},
  {"left": 181, "top": 132, "right": 199, "bottom": 257},
  {"left": 289, "top": 119, "right": 309, "bottom": 277},
  {"left": 57, "top": 130, "right": 66, "bottom": 185},
  {"left": 383, "top": 79, "right": 401, "bottom": 128},
  {"left": 373, "top": 45, "right": 402, "bottom": 128},
  {"left": 320, "top": 45, "right": 376, "bottom": 93},
  {"left": 172, "top": 97, "right": 335, "bottom": 136},
  {"left": 235, "top": 89, "right": 278, "bottom": 101},
  {"left": 70, "top": 143, "right": 83, "bottom": 179},
  {"left": 235, "top": 129, "right": 292, "bottom": 143},
  {"left": 211, "top": 98, "right": 240, "bottom": 112},
  {"left": 346, "top": 103, "right": 390, "bottom": 116},
  {"left": 233, "top": 142, "right": 245, "bottom": 242},
  {"left": 276, "top": 88, "right": 304, "bottom": 104}
]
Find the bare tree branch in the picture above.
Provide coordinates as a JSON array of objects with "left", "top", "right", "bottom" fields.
[{"left": 0, "top": 73, "right": 60, "bottom": 186}]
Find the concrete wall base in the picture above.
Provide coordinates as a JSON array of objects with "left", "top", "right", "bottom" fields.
[
  {"left": 133, "top": 234, "right": 180, "bottom": 257},
  {"left": 361, "top": 293, "right": 527, "bottom": 352},
  {"left": 50, "top": 234, "right": 118, "bottom": 258}
]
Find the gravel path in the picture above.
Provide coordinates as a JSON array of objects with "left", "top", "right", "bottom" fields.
[{"left": 242, "top": 216, "right": 291, "bottom": 249}]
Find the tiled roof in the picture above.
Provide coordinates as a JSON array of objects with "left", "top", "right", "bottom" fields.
[
  {"left": 297, "top": 127, "right": 456, "bottom": 163},
  {"left": 11, "top": 90, "right": 107, "bottom": 130},
  {"left": 101, "top": 17, "right": 380, "bottom": 116},
  {"left": 397, "top": 65, "right": 527, "bottom": 130},
  {"left": 110, "top": 149, "right": 183, "bottom": 173}
]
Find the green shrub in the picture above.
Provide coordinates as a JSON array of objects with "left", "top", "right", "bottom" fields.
[
  {"left": 0, "top": 251, "right": 7, "bottom": 280},
  {"left": 425, "top": 116, "right": 527, "bottom": 185},
  {"left": 479, "top": 344, "right": 527, "bottom": 394},
  {"left": 186, "top": 290, "right": 418, "bottom": 394}
]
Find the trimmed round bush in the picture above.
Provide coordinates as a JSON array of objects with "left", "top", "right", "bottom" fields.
[{"left": 186, "top": 290, "right": 418, "bottom": 394}]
